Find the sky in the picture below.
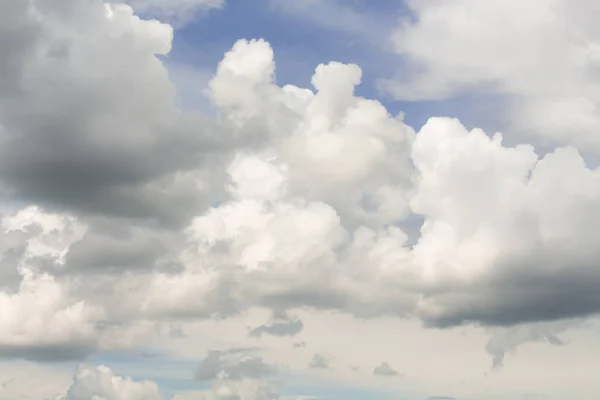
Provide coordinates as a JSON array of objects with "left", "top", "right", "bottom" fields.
[{"left": 1, "top": 0, "right": 600, "bottom": 399}]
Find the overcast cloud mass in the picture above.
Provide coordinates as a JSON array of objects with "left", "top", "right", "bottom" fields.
[{"left": 1, "top": 1, "right": 600, "bottom": 399}]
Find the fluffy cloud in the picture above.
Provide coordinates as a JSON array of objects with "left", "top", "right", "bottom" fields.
[
  {"left": 0, "top": 0, "right": 237, "bottom": 360},
  {"left": 0, "top": 207, "right": 103, "bottom": 361},
  {"left": 195, "top": 349, "right": 279, "bottom": 381},
  {"left": 60, "top": 364, "right": 279, "bottom": 400},
  {"left": 0, "top": 0, "right": 229, "bottom": 227},
  {"left": 62, "top": 364, "right": 162, "bottom": 400},
  {"left": 384, "top": 0, "right": 600, "bottom": 151},
  {"left": 2, "top": 0, "right": 600, "bottom": 379},
  {"left": 410, "top": 120, "right": 600, "bottom": 328}
]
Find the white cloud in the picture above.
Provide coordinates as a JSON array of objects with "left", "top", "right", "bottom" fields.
[
  {"left": 0, "top": 0, "right": 231, "bottom": 227},
  {"left": 2, "top": 2, "right": 600, "bottom": 399},
  {"left": 384, "top": 0, "right": 600, "bottom": 151},
  {"left": 57, "top": 363, "right": 280, "bottom": 400},
  {"left": 4, "top": 30, "right": 600, "bottom": 360},
  {"left": 62, "top": 364, "right": 162, "bottom": 400},
  {"left": 172, "top": 379, "right": 279, "bottom": 400},
  {"left": 309, "top": 353, "right": 331, "bottom": 369}
]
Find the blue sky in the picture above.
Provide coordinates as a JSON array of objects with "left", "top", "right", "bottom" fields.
[{"left": 164, "top": 0, "right": 504, "bottom": 134}]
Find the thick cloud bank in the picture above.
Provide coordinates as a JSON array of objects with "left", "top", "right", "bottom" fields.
[{"left": 1, "top": 0, "right": 599, "bottom": 368}]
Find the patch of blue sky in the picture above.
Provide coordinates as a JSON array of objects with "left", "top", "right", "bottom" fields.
[
  {"left": 165, "top": 0, "right": 401, "bottom": 112},
  {"left": 169, "top": 0, "right": 400, "bottom": 82},
  {"left": 164, "top": 0, "right": 505, "bottom": 135},
  {"left": 283, "top": 383, "right": 415, "bottom": 400}
]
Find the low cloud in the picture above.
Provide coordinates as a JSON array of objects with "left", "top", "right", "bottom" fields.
[
  {"left": 309, "top": 353, "right": 331, "bottom": 370},
  {"left": 195, "top": 349, "right": 279, "bottom": 381},
  {"left": 249, "top": 312, "right": 304, "bottom": 338},
  {"left": 373, "top": 362, "right": 400, "bottom": 377},
  {"left": 60, "top": 363, "right": 280, "bottom": 400}
]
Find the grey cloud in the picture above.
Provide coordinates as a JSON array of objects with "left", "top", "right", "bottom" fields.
[
  {"left": 249, "top": 312, "right": 304, "bottom": 338},
  {"left": 0, "top": 227, "right": 39, "bottom": 292},
  {"left": 308, "top": 353, "right": 331, "bottom": 369},
  {"left": 419, "top": 252, "right": 600, "bottom": 329},
  {"left": 373, "top": 362, "right": 399, "bottom": 377},
  {"left": 167, "top": 323, "right": 187, "bottom": 338},
  {"left": 427, "top": 397, "right": 457, "bottom": 400},
  {"left": 252, "top": 264, "right": 417, "bottom": 320},
  {"left": 0, "top": 342, "right": 96, "bottom": 363},
  {"left": 485, "top": 321, "right": 570, "bottom": 369},
  {"left": 141, "top": 350, "right": 164, "bottom": 359},
  {"left": 195, "top": 349, "right": 279, "bottom": 381},
  {"left": 223, "top": 347, "right": 263, "bottom": 354},
  {"left": 415, "top": 252, "right": 589, "bottom": 369},
  {"left": 4, "top": 0, "right": 600, "bottom": 374},
  {"left": 0, "top": 0, "right": 234, "bottom": 227},
  {"left": 63, "top": 363, "right": 163, "bottom": 400},
  {"left": 61, "top": 223, "right": 183, "bottom": 275},
  {"left": 126, "top": 0, "right": 223, "bottom": 28},
  {"left": 209, "top": 379, "right": 281, "bottom": 400}
]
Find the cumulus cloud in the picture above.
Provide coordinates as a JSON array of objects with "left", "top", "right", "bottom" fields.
[
  {"left": 384, "top": 0, "right": 600, "bottom": 152},
  {"left": 2, "top": 0, "right": 600, "bottom": 374},
  {"left": 0, "top": 208, "right": 103, "bottom": 361},
  {"left": 189, "top": 348, "right": 282, "bottom": 400},
  {"left": 61, "top": 364, "right": 162, "bottom": 400},
  {"left": 410, "top": 120, "right": 600, "bottom": 328}
]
